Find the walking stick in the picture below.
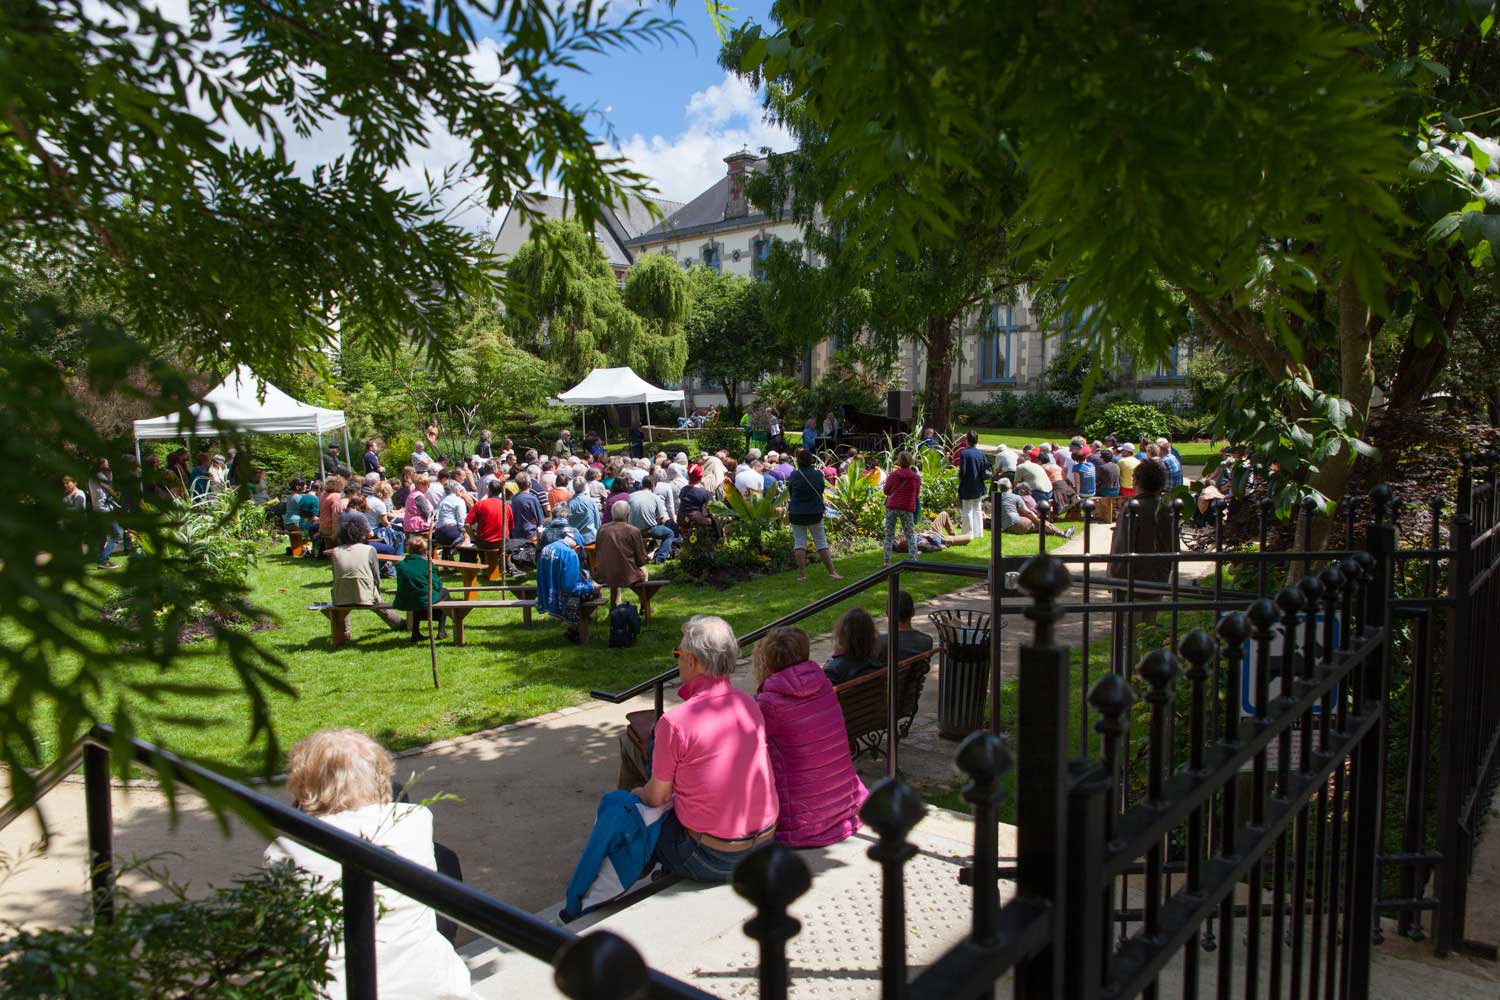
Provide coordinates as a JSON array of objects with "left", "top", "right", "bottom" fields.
[{"left": 427, "top": 518, "right": 440, "bottom": 690}]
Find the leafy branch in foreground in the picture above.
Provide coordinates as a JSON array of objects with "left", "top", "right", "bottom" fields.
[{"left": 0, "top": 0, "right": 689, "bottom": 807}]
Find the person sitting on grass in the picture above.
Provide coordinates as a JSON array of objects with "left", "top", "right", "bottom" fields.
[
  {"left": 823, "top": 607, "right": 885, "bottom": 686},
  {"left": 618, "top": 615, "right": 779, "bottom": 883},
  {"left": 753, "top": 626, "right": 866, "bottom": 848},
  {"left": 393, "top": 535, "right": 450, "bottom": 644},
  {"left": 996, "top": 478, "right": 1074, "bottom": 539},
  {"left": 265, "top": 729, "right": 478, "bottom": 1000}
]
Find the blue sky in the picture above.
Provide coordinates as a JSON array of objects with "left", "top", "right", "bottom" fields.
[{"left": 545, "top": 0, "right": 793, "bottom": 205}]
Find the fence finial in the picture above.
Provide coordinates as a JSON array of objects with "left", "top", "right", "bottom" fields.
[
  {"left": 733, "top": 842, "right": 812, "bottom": 1000},
  {"left": 1178, "top": 629, "right": 1216, "bottom": 679},
  {"left": 1248, "top": 597, "right": 1278, "bottom": 632},
  {"left": 1019, "top": 553, "right": 1072, "bottom": 647},
  {"left": 1089, "top": 670, "right": 1136, "bottom": 730},
  {"left": 1370, "top": 484, "right": 1392, "bottom": 525},
  {"left": 1297, "top": 574, "right": 1325, "bottom": 607},
  {"left": 862, "top": 776, "right": 927, "bottom": 846},
  {"left": 553, "top": 930, "right": 650, "bottom": 1000},
  {"left": 957, "top": 729, "right": 1014, "bottom": 788},
  {"left": 1275, "top": 585, "right": 1307, "bottom": 616}
]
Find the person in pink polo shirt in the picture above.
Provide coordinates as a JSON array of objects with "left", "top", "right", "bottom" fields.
[{"left": 624, "top": 615, "right": 779, "bottom": 882}]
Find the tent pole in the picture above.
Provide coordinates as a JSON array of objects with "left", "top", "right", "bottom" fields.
[
  {"left": 342, "top": 426, "right": 351, "bottom": 472},
  {"left": 316, "top": 429, "right": 325, "bottom": 478},
  {"left": 133, "top": 436, "right": 142, "bottom": 469},
  {"left": 645, "top": 398, "right": 652, "bottom": 446}
]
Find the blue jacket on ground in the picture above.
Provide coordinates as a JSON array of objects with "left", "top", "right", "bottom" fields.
[{"left": 563, "top": 790, "right": 665, "bottom": 920}]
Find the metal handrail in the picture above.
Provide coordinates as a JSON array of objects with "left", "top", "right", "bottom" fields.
[
  {"left": 4, "top": 725, "right": 716, "bottom": 1000},
  {"left": 589, "top": 559, "right": 987, "bottom": 705},
  {"left": 0, "top": 742, "right": 85, "bottom": 835}
]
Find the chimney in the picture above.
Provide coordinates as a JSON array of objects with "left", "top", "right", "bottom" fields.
[{"left": 724, "top": 149, "right": 757, "bottom": 220}]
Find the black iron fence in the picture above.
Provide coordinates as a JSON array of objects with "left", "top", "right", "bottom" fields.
[{"left": 6, "top": 465, "right": 1499, "bottom": 997}]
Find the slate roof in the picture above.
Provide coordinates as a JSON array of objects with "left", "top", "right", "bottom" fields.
[
  {"left": 625, "top": 157, "right": 781, "bottom": 246},
  {"left": 492, "top": 193, "right": 684, "bottom": 269}
]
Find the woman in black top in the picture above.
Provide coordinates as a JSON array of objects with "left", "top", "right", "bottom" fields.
[
  {"left": 677, "top": 466, "right": 713, "bottom": 520},
  {"left": 786, "top": 448, "right": 842, "bottom": 582}
]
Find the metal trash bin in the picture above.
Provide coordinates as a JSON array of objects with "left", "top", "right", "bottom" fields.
[{"left": 931, "top": 609, "right": 999, "bottom": 741}]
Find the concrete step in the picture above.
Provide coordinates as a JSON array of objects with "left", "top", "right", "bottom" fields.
[{"left": 463, "top": 808, "right": 1000, "bottom": 999}]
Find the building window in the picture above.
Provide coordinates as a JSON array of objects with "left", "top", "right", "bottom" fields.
[
  {"left": 1155, "top": 342, "right": 1183, "bottom": 380},
  {"left": 702, "top": 244, "right": 721, "bottom": 271},
  {"left": 751, "top": 236, "right": 772, "bottom": 280},
  {"left": 979, "top": 303, "right": 1018, "bottom": 384}
]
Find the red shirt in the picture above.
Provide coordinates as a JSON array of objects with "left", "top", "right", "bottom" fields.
[
  {"left": 465, "top": 497, "right": 513, "bottom": 543},
  {"left": 882, "top": 466, "right": 921, "bottom": 512}
]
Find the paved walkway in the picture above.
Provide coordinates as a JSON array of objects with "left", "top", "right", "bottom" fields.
[{"left": 4, "top": 520, "right": 1496, "bottom": 996}]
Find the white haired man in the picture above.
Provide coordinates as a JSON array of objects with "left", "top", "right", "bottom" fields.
[{"left": 618, "top": 615, "right": 779, "bottom": 882}]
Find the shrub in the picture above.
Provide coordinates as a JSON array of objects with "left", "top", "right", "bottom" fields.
[
  {"left": 694, "top": 424, "right": 744, "bottom": 456},
  {"left": 954, "top": 391, "right": 1021, "bottom": 428},
  {"left": 1082, "top": 402, "right": 1169, "bottom": 444},
  {"left": 1016, "top": 389, "right": 1070, "bottom": 429},
  {"left": 916, "top": 447, "right": 959, "bottom": 518},
  {"left": 0, "top": 863, "right": 340, "bottom": 998},
  {"left": 753, "top": 374, "right": 809, "bottom": 421},
  {"left": 667, "top": 523, "right": 795, "bottom": 586},
  {"left": 825, "top": 465, "right": 883, "bottom": 541}
]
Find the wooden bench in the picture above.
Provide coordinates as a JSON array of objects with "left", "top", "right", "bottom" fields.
[
  {"left": 833, "top": 651, "right": 934, "bottom": 760},
  {"left": 623, "top": 649, "right": 932, "bottom": 765},
  {"left": 430, "top": 598, "right": 539, "bottom": 646},
  {"left": 604, "top": 578, "right": 670, "bottom": 625},
  {"left": 308, "top": 602, "right": 404, "bottom": 648},
  {"left": 285, "top": 527, "right": 306, "bottom": 558}
]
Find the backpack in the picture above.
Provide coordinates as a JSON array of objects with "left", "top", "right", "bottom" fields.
[{"left": 608, "top": 603, "right": 642, "bottom": 648}]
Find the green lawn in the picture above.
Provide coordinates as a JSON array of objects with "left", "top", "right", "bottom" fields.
[
  {"left": 36, "top": 532, "right": 1062, "bottom": 774},
  {"left": 972, "top": 428, "right": 1225, "bottom": 472}
]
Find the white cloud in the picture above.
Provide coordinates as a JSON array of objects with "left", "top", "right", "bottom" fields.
[{"left": 606, "top": 71, "right": 794, "bottom": 203}]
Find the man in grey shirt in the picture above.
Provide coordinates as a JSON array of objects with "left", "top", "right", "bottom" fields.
[{"left": 626, "top": 483, "right": 674, "bottom": 563}]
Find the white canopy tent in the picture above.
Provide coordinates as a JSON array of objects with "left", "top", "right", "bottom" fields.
[
  {"left": 553, "top": 366, "right": 684, "bottom": 443},
  {"left": 131, "top": 365, "right": 350, "bottom": 468}
]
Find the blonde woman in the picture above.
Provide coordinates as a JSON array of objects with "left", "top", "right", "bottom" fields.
[{"left": 263, "top": 729, "right": 477, "bottom": 1000}]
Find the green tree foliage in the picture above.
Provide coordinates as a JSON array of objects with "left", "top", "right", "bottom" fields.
[
  {"left": 729, "top": 0, "right": 1450, "bottom": 516},
  {"left": 683, "top": 264, "right": 781, "bottom": 409},
  {"left": 0, "top": 0, "right": 681, "bottom": 799},
  {"left": 339, "top": 290, "right": 553, "bottom": 449},
  {"left": 504, "top": 217, "right": 648, "bottom": 383},
  {"left": 1081, "top": 403, "right": 1170, "bottom": 448},
  {"left": 726, "top": 87, "right": 1034, "bottom": 432},
  {"left": 622, "top": 254, "right": 690, "bottom": 384}
]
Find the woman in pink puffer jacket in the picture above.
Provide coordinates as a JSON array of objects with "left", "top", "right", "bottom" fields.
[{"left": 753, "top": 626, "right": 867, "bottom": 847}]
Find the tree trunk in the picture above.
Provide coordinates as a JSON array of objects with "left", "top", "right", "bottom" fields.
[
  {"left": 720, "top": 380, "right": 738, "bottom": 413},
  {"left": 922, "top": 314, "right": 957, "bottom": 433},
  {"left": 1387, "top": 333, "right": 1451, "bottom": 411}
]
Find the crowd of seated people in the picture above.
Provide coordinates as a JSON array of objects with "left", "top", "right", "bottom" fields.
[{"left": 261, "top": 409, "right": 1241, "bottom": 987}]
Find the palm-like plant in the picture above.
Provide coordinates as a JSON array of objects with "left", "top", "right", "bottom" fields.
[{"left": 711, "top": 482, "right": 783, "bottom": 547}]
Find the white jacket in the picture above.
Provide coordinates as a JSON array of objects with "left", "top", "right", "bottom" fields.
[{"left": 263, "top": 803, "right": 478, "bottom": 1000}]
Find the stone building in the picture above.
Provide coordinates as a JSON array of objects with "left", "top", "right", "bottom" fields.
[{"left": 492, "top": 151, "right": 1189, "bottom": 407}]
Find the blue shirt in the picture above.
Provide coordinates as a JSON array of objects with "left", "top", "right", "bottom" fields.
[
  {"left": 1075, "top": 460, "right": 1097, "bottom": 496},
  {"left": 510, "top": 490, "right": 545, "bottom": 539},
  {"left": 1162, "top": 453, "right": 1183, "bottom": 489},
  {"left": 566, "top": 492, "right": 601, "bottom": 544},
  {"left": 801, "top": 427, "right": 817, "bottom": 451}
]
